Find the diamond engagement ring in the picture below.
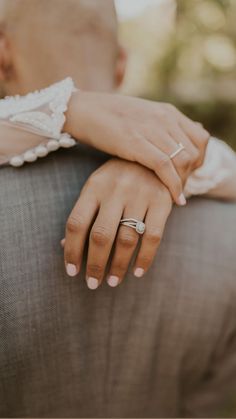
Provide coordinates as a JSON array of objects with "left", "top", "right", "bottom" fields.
[
  {"left": 120, "top": 218, "right": 146, "bottom": 235},
  {"left": 169, "top": 142, "right": 185, "bottom": 160}
]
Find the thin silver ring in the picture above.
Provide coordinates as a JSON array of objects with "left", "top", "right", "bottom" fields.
[
  {"left": 169, "top": 143, "right": 185, "bottom": 160},
  {"left": 120, "top": 218, "right": 146, "bottom": 235}
]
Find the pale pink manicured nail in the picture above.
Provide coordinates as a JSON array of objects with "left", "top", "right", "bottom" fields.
[
  {"left": 134, "top": 268, "right": 144, "bottom": 278},
  {"left": 87, "top": 277, "right": 99, "bottom": 290},
  {"left": 107, "top": 275, "right": 119, "bottom": 287},
  {"left": 66, "top": 263, "right": 78, "bottom": 277},
  {"left": 178, "top": 193, "right": 187, "bottom": 206},
  {"left": 61, "top": 238, "right": 65, "bottom": 248}
]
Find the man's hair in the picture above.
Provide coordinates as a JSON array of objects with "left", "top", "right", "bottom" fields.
[
  {"left": 0, "top": 0, "right": 118, "bottom": 55},
  {"left": 0, "top": 0, "right": 117, "bottom": 30},
  {"left": 0, "top": 0, "right": 119, "bottom": 94}
]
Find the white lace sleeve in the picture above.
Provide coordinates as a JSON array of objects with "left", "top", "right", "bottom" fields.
[
  {"left": 0, "top": 77, "right": 77, "bottom": 167},
  {"left": 184, "top": 137, "right": 236, "bottom": 200}
]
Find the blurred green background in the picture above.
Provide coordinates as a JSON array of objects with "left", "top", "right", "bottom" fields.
[
  {"left": 117, "top": 3, "right": 236, "bottom": 414},
  {"left": 119, "top": 0, "right": 236, "bottom": 150}
]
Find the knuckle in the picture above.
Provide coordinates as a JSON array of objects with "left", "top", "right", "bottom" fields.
[
  {"left": 145, "top": 231, "right": 161, "bottom": 246},
  {"left": 87, "top": 263, "right": 104, "bottom": 276},
  {"left": 66, "top": 215, "right": 85, "bottom": 234},
  {"left": 191, "top": 149, "right": 202, "bottom": 169},
  {"left": 64, "top": 246, "right": 78, "bottom": 264},
  {"left": 117, "top": 232, "right": 137, "bottom": 249},
  {"left": 84, "top": 175, "right": 98, "bottom": 190},
  {"left": 138, "top": 254, "right": 153, "bottom": 267},
  {"left": 157, "top": 155, "right": 171, "bottom": 171},
  {"left": 112, "top": 261, "right": 127, "bottom": 273},
  {"left": 192, "top": 148, "right": 201, "bottom": 163},
  {"left": 165, "top": 103, "right": 176, "bottom": 113},
  {"left": 153, "top": 103, "right": 167, "bottom": 119},
  {"left": 194, "top": 159, "right": 202, "bottom": 169},
  {"left": 90, "top": 225, "right": 111, "bottom": 246},
  {"left": 198, "top": 129, "right": 210, "bottom": 148},
  {"left": 178, "top": 152, "right": 192, "bottom": 172},
  {"left": 119, "top": 177, "right": 132, "bottom": 192}
]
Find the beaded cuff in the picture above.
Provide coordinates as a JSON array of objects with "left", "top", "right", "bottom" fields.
[{"left": 0, "top": 77, "right": 77, "bottom": 167}]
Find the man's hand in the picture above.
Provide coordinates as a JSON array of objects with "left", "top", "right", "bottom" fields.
[
  {"left": 63, "top": 159, "right": 173, "bottom": 289},
  {"left": 66, "top": 91, "right": 210, "bottom": 205}
]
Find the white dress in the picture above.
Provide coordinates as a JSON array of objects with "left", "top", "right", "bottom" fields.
[{"left": 0, "top": 77, "right": 235, "bottom": 200}]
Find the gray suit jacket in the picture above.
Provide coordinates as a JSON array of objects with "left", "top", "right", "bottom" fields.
[{"left": 0, "top": 146, "right": 236, "bottom": 418}]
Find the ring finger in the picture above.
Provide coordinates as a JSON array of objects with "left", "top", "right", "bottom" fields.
[
  {"left": 169, "top": 126, "right": 200, "bottom": 177},
  {"left": 107, "top": 202, "right": 147, "bottom": 287}
]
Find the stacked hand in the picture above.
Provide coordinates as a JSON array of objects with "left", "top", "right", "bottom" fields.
[
  {"left": 65, "top": 92, "right": 209, "bottom": 204},
  {"left": 62, "top": 92, "right": 210, "bottom": 288}
]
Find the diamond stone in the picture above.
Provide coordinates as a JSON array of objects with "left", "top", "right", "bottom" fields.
[{"left": 136, "top": 221, "right": 145, "bottom": 234}]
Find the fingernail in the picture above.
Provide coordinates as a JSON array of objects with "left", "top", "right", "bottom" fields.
[
  {"left": 66, "top": 263, "right": 78, "bottom": 277},
  {"left": 107, "top": 275, "right": 119, "bottom": 287},
  {"left": 61, "top": 238, "right": 65, "bottom": 248},
  {"left": 178, "top": 193, "right": 187, "bottom": 206},
  {"left": 134, "top": 268, "right": 144, "bottom": 278},
  {"left": 87, "top": 277, "right": 99, "bottom": 290}
]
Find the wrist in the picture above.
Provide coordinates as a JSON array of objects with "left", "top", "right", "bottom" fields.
[{"left": 63, "top": 90, "right": 92, "bottom": 142}]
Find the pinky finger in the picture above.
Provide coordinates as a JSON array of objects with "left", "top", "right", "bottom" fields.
[
  {"left": 134, "top": 139, "right": 185, "bottom": 206},
  {"left": 133, "top": 200, "right": 172, "bottom": 278}
]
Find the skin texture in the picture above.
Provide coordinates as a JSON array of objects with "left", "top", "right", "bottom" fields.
[{"left": 0, "top": 0, "right": 209, "bottom": 288}]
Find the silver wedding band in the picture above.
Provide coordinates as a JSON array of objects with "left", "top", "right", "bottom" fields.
[
  {"left": 169, "top": 142, "right": 185, "bottom": 160},
  {"left": 120, "top": 218, "right": 146, "bottom": 235}
]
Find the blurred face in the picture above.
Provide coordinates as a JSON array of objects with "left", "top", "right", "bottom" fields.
[{"left": 0, "top": 0, "right": 122, "bottom": 95}]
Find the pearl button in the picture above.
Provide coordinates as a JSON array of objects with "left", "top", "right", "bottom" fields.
[
  {"left": 10, "top": 156, "right": 24, "bottom": 167},
  {"left": 24, "top": 150, "right": 37, "bottom": 162},
  {"left": 47, "top": 140, "right": 60, "bottom": 151},
  {"left": 59, "top": 136, "right": 76, "bottom": 148},
  {"left": 35, "top": 145, "right": 48, "bottom": 157}
]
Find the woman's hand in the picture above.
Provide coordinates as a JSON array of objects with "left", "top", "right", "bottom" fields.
[
  {"left": 65, "top": 91, "right": 210, "bottom": 205},
  {"left": 63, "top": 159, "right": 173, "bottom": 289}
]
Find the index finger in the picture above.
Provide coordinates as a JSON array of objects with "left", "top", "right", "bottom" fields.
[{"left": 64, "top": 189, "right": 98, "bottom": 277}]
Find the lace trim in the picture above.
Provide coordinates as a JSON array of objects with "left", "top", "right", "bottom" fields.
[{"left": 0, "top": 77, "right": 76, "bottom": 138}]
